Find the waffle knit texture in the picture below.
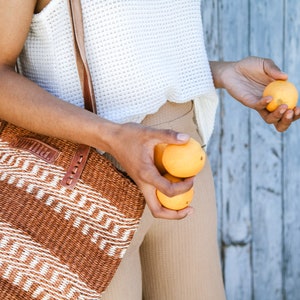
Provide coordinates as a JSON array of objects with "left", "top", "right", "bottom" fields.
[{"left": 17, "top": 0, "right": 218, "bottom": 145}]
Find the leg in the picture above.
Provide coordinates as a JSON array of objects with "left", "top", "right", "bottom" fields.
[
  {"left": 101, "top": 207, "right": 153, "bottom": 300},
  {"left": 101, "top": 248, "right": 142, "bottom": 300},
  {"left": 141, "top": 160, "right": 225, "bottom": 300},
  {"left": 141, "top": 101, "right": 226, "bottom": 300}
]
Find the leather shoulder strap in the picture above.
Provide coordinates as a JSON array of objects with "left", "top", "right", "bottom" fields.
[
  {"left": 68, "top": 0, "right": 97, "bottom": 114},
  {"left": 62, "top": 0, "right": 96, "bottom": 189}
]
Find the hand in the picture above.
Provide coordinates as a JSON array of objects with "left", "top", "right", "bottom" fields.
[
  {"left": 106, "top": 122, "right": 195, "bottom": 220},
  {"left": 211, "top": 56, "right": 300, "bottom": 132}
]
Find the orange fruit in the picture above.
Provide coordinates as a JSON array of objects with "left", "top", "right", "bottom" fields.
[
  {"left": 156, "top": 173, "right": 194, "bottom": 210},
  {"left": 263, "top": 80, "right": 298, "bottom": 112},
  {"left": 162, "top": 138, "right": 206, "bottom": 178},
  {"left": 154, "top": 143, "right": 168, "bottom": 174}
]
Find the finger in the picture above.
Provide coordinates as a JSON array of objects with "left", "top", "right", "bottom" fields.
[
  {"left": 275, "top": 110, "right": 294, "bottom": 132},
  {"left": 149, "top": 127, "right": 191, "bottom": 146},
  {"left": 142, "top": 185, "right": 194, "bottom": 220},
  {"left": 150, "top": 202, "right": 194, "bottom": 220},
  {"left": 162, "top": 130, "right": 191, "bottom": 145},
  {"left": 293, "top": 106, "right": 300, "bottom": 120},
  {"left": 156, "top": 176, "right": 195, "bottom": 197},
  {"left": 263, "top": 58, "right": 288, "bottom": 80},
  {"left": 140, "top": 166, "right": 194, "bottom": 196},
  {"left": 264, "top": 104, "right": 288, "bottom": 124},
  {"left": 255, "top": 96, "right": 273, "bottom": 111}
]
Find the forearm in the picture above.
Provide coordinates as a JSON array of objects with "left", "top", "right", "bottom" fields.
[{"left": 0, "top": 66, "right": 120, "bottom": 153}]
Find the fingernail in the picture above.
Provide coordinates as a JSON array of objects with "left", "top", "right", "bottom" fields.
[
  {"left": 265, "top": 96, "right": 272, "bottom": 103},
  {"left": 177, "top": 133, "right": 190, "bottom": 141},
  {"left": 286, "top": 112, "right": 293, "bottom": 119},
  {"left": 280, "top": 108, "right": 286, "bottom": 114}
]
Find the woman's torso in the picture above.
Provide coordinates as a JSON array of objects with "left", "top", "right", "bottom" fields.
[{"left": 18, "top": 0, "right": 215, "bottom": 124}]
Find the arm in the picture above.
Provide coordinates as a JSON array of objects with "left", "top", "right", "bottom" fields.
[
  {"left": 209, "top": 57, "right": 300, "bottom": 132},
  {"left": 0, "top": 1, "right": 118, "bottom": 151},
  {"left": 0, "top": 0, "right": 194, "bottom": 219}
]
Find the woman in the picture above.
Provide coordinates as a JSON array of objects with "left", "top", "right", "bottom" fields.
[{"left": 0, "top": 1, "right": 299, "bottom": 299}]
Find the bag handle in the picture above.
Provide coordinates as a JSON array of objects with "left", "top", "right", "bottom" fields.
[
  {"left": 68, "top": 0, "right": 97, "bottom": 114},
  {"left": 61, "top": 0, "right": 96, "bottom": 189}
]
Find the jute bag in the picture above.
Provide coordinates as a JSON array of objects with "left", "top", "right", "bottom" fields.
[{"left": 0, "top": 1, "right": 145, "bottom": 299}]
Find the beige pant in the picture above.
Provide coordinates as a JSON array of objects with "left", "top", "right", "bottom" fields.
[{"left": 102, "top": 101, "right": 226, "bottom": 300}]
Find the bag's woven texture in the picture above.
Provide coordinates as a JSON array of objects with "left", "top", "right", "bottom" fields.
[{"left": 0, "top": 121, "right": 145, "bottom": 299}]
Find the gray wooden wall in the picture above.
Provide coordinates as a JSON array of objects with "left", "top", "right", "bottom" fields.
[{"left": 202, "top": 1, "right": 300, "bottom": 299}]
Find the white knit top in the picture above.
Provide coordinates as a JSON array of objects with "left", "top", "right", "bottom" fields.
[{"left": 18, "top": 0, "right": 218, "bottom": 144}]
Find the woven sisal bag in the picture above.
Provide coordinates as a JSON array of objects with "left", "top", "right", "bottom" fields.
[{"left": 0, "top": 1, "right": 145, "bottom": 299}]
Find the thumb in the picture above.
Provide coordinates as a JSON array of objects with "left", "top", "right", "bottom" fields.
[
  {"left": 156, "top": 128, "right": 190, "bottom": 145},
  {"left": 263, "top": 58, "right": 288, "bottom": 80}
]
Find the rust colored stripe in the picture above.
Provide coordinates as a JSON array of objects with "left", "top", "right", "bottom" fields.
[
  {"left": 0, "top": 277, "right": 32, "bottom": 300},
  {"left": 0, "top": 183, "right": 121, "bottom": 293},
  {"left": 57, "top": 146, "right": 145, "bottom": 219},
  {"left": 1, "top": 123, "right": 145, "bottom": 219}
]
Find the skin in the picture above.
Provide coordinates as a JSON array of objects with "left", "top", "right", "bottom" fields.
[
  {"left": 210, "top": 59, "right": 300, "bottom": 131},
  {"left": 1, "top": 1, "right": 299, "bottom": 220}
]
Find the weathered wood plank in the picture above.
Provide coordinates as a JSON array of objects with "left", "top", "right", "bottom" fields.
[
  {"left": 282, "top": 1, "right": 300, "bottom": 299},
  {"left": 201, "top": 0, "right": 224, "bottom": 250},
  {"left": 218, "top": 0, "right": 253, "bottom": 299},
  {"left": 204, "top": 1, "right": 300, "bottom": 299},
  {"left": 224, "top": 245, "right": 252, "bottom": 300},
  {"left": 249, "top": 1, "right": 285, "bottom": 299}
]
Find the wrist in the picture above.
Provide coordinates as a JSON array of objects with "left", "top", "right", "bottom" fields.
[
  {"left": 209, "top": 61, "right": 236, "bottom": 89},
  {"left": 92, "top": 118, "right": 122, "bottom": 154}
]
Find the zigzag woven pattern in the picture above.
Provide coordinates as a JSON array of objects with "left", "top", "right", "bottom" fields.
[{"left": 0, "top": 121, "right": 145, "bottom": 299}]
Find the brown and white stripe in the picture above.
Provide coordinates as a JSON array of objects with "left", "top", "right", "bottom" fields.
[
  {"left": 0, "top": 129, "right": 145, "bottom": 299},
  {"left": 0, "top": 222, "right": 101, "bottom": 300}
]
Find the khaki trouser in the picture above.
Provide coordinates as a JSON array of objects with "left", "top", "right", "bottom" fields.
[{"left": 102, "top": 101, "right": 226, "bottom": 300}]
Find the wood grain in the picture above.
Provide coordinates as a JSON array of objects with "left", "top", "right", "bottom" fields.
[{"left": 203, "top": 1, "right": 300, "bottom": 299}]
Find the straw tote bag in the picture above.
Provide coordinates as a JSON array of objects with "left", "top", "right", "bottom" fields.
[{"left": 0, "top": 1, "right": 145, "bottom": 299}]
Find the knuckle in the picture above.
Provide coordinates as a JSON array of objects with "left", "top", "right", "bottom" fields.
[
  {"left": 265, "top": 117, "right": 274, "bottom": 124},
  {"left": 137, "top": 166, "right": 153, "bottom": 182},
  {"left": 276, "top": 126, "right": 287, "bottom": 133},
  {"left": 160, "top": 184, "right": 176, "bottom": 197},
  {"left": 176, "top": 214, "right": 188, "bottom": 220},
  {"left": 151, "top": 208, "right": 163, "bottom": 218},
  {"left": 162, "top": 128, "right": 177, "bottom": 138},
  {"left": 135, "top": 169, "right": 145, "bottom": 181}
]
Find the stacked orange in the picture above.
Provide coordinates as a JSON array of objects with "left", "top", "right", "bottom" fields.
[{"left": 154, "top": 138, "right": 206, "bottom": 210}]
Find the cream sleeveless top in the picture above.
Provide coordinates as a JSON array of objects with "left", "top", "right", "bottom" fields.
[{"left": 18, "top": 0, "right": 218, "bottom": 144}]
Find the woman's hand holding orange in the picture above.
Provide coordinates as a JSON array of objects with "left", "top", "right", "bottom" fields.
[
  {"left": 210, "top": 56, "right": 300, "bottom": 132},
  {"left": 153, "top": 138, "right": 206, "bottom": 210},
  {"left": 104, "top": 122, "right": 195, "bottom": 220}
]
